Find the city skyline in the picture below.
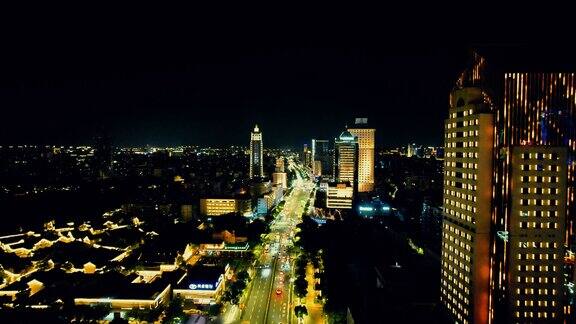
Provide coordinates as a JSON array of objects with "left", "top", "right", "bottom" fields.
[{"left": 2, "top": 9, "right": 576, "bottom": 322}]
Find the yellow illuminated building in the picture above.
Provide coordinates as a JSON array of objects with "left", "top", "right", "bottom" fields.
[
  {"left": 312, "top": 160, "right": 322, "bottom": 177},
  {"left": 440, "top": 54, "right": 576, "bottom": 323},
  {"left": 272, "top": 172, "right": 287, "bottom": 189},
  {"left": 440, "top": 85, "right": 494, "bottom": 324},
  {"left": 508, "top": 146, "right": 567, "bottom": 321},
  {"left": 348, "top": 118, "right": 375, "bottom": 192},
  {"left": 275, "top": 157, "right": 285, "bottom": 173},
  {"left": 200, "top": 198, "right": 238, "bottom": 216},
  {"left": 334, "top": 130, "right": 358, "bottom": 189},
  {"left": 74, "top": 284, "right": 171, "bottom": 310}
]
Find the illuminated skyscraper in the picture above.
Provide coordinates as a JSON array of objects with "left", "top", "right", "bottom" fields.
[
  {"left": 249, "top": 125, "right": 263, "bottom": 179},
  {"left": 440, "top": 52, "right": 576, "bottom": 323},
  {"left": 311, "top": 139, "right": 331, "bottom": 177},
  {"left": 507, "top": 146, "right": 567, "bottom": 321},
  {"left": 348, "top": 118, "right": 375, "bottom": 192},
  {"left": 441, "top": 79, "right": 495, "bottom": 324},
  {"left": 495, "top": 73, "right": 576, "bottom": 322},
  {"left": 303, "top": 144, "right": 312, "bottom": 168},
  {"left": 334, "top": 130, "right": 358, "bottom": 190}
]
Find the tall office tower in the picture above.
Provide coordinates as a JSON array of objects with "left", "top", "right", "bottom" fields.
[
  {"left": 348, "top": 118, "right": 375, "bottom": 192},
  {"left": 495, "top": 73, "right": 576, "bottom": 321},
  {"left": 249, "top": 125, "right": 264, "bottom": 179},
  {"left": 440, "top": 51, "right": 576, "bottom": 323},
  {"left": 500, "top": 73, "right": 576, "bottom": 238},
  {"left": 275, "top": 157, "right": 285, "bottom": 173},
  {"left": 334, "top": 130, "right": 358, "bottom": 189},
  {"left": 303, "top": 144, "right": 312, "bottom": 167},
  {"left": 312, "top": 139, "right": 332, "bottom": 178},
  {"left": 440, "top": 83, "right": 495, "bottom": 324},
  {"left": 508, "top": 146, "right": 567, "bottom": 322}
]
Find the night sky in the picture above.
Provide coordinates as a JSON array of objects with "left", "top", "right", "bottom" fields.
[{"left": 0, "top": 10, "right": 571, "bottom": 149}]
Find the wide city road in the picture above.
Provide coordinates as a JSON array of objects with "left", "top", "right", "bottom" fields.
[{"left": 239, "top": 162, "right": 313, "bottom": 324}]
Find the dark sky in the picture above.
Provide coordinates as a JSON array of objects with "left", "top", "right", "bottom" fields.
[{"left": 0, "top": 9, "right": 571, "bottom": 148}]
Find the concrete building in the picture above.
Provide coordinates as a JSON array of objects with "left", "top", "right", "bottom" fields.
[
  {"left": 348, "top": 118, "right": 375, "bottom": 192},
  {"left": 256, "top": 185, "right": 283, "bottom": 215}
]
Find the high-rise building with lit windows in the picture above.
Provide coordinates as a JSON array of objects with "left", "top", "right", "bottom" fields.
[
  {"left": 249, "top": 125, "right": 263, "bottom": 179},
  {"left": 508, "top": 146, "right": 567, "bottom": 322},
  {"left": 348, "top": 118, "right": 375, "bottom": 192},
  {"left": 493, "top": 72, "right": 576, "bottom": 323},
  {"left": 499, "top": 73, "right": 576, "bottom": 246},
  {"left": 440, "top": 51, "right": 576, "bottom": 323},
  {"left": 312, "top": 139, "right": 331, "bottom": 178},
  {"left": 303, "top": 144, "right": 312, "bottom": 168},
  {"left": 334, "top": 130, "right": 358, "bottom": 190},
  {"left": 440, "top": 83, "right": 495, "bottom": 324}
]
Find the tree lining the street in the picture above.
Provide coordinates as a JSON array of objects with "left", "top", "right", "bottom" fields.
[{"left": 221, "top": 270, "right": 250, "bottom": 305}]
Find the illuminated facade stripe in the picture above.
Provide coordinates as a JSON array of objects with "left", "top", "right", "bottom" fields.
[{"left": 502, "top": 73, "right": 576, "bottom": 249}]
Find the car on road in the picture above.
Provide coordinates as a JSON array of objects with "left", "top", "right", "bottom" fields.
[{"left": 276, "top": 288, "right": 282, "bottom": 295}]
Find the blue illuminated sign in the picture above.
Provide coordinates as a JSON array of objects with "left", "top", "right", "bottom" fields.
[{"left": 189, "top": 283, "right": 214, "bottom": 290}]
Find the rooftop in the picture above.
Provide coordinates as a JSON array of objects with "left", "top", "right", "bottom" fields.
[{"left": 176, "top": 265, "right": 226, "bottom": 289}]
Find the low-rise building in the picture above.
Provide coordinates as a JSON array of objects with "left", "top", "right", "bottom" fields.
[
  {"left": 199, "top": 198, "right": 252, "bottom": 216},
  {"left": 72, "top": 270, "right": 178, "bottom": 310},
  {"left": 200, "top": 198, "right": 236, "bottom": 216},
  {"left": 173, "top": 265, "right": 230, "bottom": 305},
  {"left": 326, "top": 182, "right": 354, "bottom": 209}
]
